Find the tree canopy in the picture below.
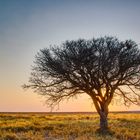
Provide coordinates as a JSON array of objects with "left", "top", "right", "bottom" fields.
[{"left": 24, "top": 36, "right": 140, "bottom": 130}]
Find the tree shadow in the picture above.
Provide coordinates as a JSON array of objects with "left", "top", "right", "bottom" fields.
[{"left": 95, "top": 128, "right": 115, "bottom": 136}]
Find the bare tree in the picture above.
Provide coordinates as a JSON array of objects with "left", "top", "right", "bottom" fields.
[{"left": 23, "top": 36, "right": 140, "bottom": 131}]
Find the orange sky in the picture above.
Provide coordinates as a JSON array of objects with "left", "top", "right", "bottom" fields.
[{"left": 0, "top": 86, "right": 139, "bottom": 112}]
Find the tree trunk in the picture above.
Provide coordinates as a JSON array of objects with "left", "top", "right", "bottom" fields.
[
  {"left": 91, "top": 96, "right": 109, "bottom": 131},
  {"left": 99, "top": 111, "right": 108, "bottom": 131}
]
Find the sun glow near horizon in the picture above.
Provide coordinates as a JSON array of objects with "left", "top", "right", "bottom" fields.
[{"left": 0, "top": 87, "right": 139, "bottom": 112}]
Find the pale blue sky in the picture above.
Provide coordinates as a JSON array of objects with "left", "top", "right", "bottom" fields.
[{"left": 0, "top": 0, "right": 140, "bottom": 112}]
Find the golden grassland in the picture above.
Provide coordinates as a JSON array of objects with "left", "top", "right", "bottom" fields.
[{"left": 0, "top": 112, "right": 139, "bottom": 140}]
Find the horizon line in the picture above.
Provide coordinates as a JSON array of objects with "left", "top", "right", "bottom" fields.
[{"left": 0, "top": 110, "right": 140, "bottom": 114}]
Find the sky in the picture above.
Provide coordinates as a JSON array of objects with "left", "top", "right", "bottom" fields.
[{"left": 0, "top": 0, "right": 140, "bottom": 112}]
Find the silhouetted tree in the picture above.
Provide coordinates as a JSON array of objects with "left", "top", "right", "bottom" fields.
[{"left": 23, "top": 37, "right": 140, "bottom": 131}]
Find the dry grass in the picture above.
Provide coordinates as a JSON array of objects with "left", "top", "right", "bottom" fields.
[{"left": 0, "top": 112, "right": 139, "bottom": 140}]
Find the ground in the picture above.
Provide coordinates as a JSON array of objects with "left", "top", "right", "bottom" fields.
[{"left": 0, "top": 112, "right": 139, "bottom": 140}]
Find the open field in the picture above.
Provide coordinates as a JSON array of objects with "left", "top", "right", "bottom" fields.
[{"left": 0, "top": 112, "right": 139, "bottom": 140}]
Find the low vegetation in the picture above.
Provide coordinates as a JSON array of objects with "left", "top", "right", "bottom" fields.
[{"left": 0, "top": 112, "right": 139, "bottom": 140}]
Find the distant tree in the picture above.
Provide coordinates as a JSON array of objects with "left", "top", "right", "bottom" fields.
[{"left": 23, "top": 36, "right": 140, "bottom": 131}]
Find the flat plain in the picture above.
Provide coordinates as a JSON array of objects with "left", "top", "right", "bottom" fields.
[{"left": 0, "top": 112, "right": 139, "bottom": 140}]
